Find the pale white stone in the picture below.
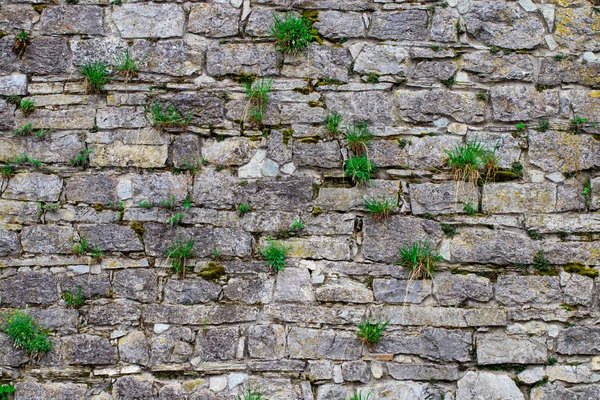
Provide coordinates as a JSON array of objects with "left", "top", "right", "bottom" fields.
[
  {"left": 592, "top": 357, "right": 600, "bottom": 371},
  {"left": 546, "top": 172, "right": 565, "bottom": 183},
  {"left": 455, "top": 71, "right": 470, "bottom": 83},
  {"left": 241, "top": 0, "right": 251, "bottom": 20},
  {"left": 434, "top": 118, "right": 449, "bottom": 128},
  {"left": 349, "top": 43, "right": 366, "bottom": 60},
  {"left": 448, "top": 123, "right": 468, "bottom": 135},
  {"left": 519, "top": 0, "right": 537, "bottom": 12},
  {"left": 210, "top": 376, "right": 228, "bottom": 392},
  {"left": 545, "top": 35, "right": 559, "bottom": 51},
  {"left": 110, "top": 330, "right": 128, "bottom": 339},
  {"left": 529, "top": 170, "right": 545, "bottom": 183},
  {"left": 117, "top": 179, "right": 133, "bottom": 200},
  {"left": 121, "top": 365, "right": 142, "bottom": 374},
  {"left": 333, "top": 365, "right": 343, "bottom": 383},
  {"left": 0, "top": 74, "right": 27, "bottom": 96},
  {"left": 371, "top": 361, "right": 384, "bottom": 379},
  {"left": 518, "top": 367, "right": 546, "bottom": 384},
  {"left": 154, "top": 324, "right": 170, "bottom": 334},
  {"left": 457, "top": 0, "right": 473, "bottom": 14},
  {"left": 584, "top": 52, "right": 597, "bottom": 62},
  {"left": 228, "top": 373, "right": 248, "bottom": 390},
  {"left": 230, "top": 0, "right": 243, "bottom": 7},
  {"left": 261, "top": 159, "right": 279, "bottom": 177},
  {"left": 68, "top": 265, "right": 90, "bottom": 274},
  {"left": 538, "top": 4, "right": 556, "bottom": 30},
  {"left": 281, "top": 162, "right": 296, "bottom": 175}
]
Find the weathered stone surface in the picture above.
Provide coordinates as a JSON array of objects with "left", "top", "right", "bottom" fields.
[
  {"left": 0, "top": 131, "right": 86, "bottom": 165},
  {"left": 283, "top": 44, "right": 351, "bottom": 82},
  {"left": 496, "top": 276, "right": 562, "bottom": 305},
  {"left": 206, "top": 42, "right": 279, "bottom": 76},
  {"left": 247, "top": 325, "right": 286, "bottom": 360},
  {"left": 292, "top": 140, "right": 342, "bottom": 169},
  {"left": 377, "top": 327, "right": 472, "bottom": 362},
  {"left": 0, "top": 99, "right": 14, "bottom": 130},
  {"left": 456, "top": 371, "right": 524, "bottom": 400},
  {"left": 96, "top": 107, "right": 146, "bottom": 129},
  {"left": 287, "top": 327, "right": 362, "bottom": 360},
  {"left": 64, "top": 334, "right": 117, "bottom": 365},
  {"left": 374, "top": 305, "right": 506, "bottom": 328},
  {"left": 188, "top": 3, "right": 240, "bottom": 37},
  {"left": 150, "top": 326, "right": 194, "bottom": 365},
  {"left": 15, "top": 108, "right": 95, "bottom": 130},
  {"left": 491, "top": 86, "right": 559, "bottom": 122},
  {"left": 70, "top": 37, "right": 126, "bottom": 67},
  {"left": 430, "top": 7, "right": 459, "bottom": 42},
  {"left": 78, "top": 224, "right": 144, "bottom": 252},
  {"left": 410, "top": 182, "right": 479, "bottom": 215},
  {"left": 0, "top": 37, "right": 18, "bottom": 76},
  {"left": 483, "top": 183, "right": 557, "bottom": 214},
  {"left": 529, "top": 131, "right": 600, "bottom": 173},
  {"left": 462, "top": 52, "right": 534, "bottom": 82},
  {"left": 531, "top": 382, "right": 600, "bottom": 400},
  {"left": 0, "top": 271, "right": 58, "bottom": 306},
  {"left": 556, "top": 327, "right": 600, "bottom": 355},
  {"left": 554, "top": 6, "right": 600, "bottom": 52},
  {"left": 113, "top": 269, "right": 157, "bottom": 303},
  {"left": 202, "top": 137, "right": 260, "bottom": 166},
  {"left": 165, "top": 92, "right": 225, "bottom": 126},
  {"left": 3, "top": 172, "right": 62, "bottom": 202},
  {"left": 464, "top": 2, "right": 545, "bottom": 49},
  {"left": 131, "top": 39, "right": 202, "bottom": 76},
  {"left": 59, "top": 272, "right": 111, "bottom": 300},
  {"left": 477, "top": 333, "right": 547, "bottom": 364},
  {"left": 353, "top": 44, "right": 409, "bottom": 76},
  {"left": 14, "top": 382, "right": 87, "bottom": 400},
  {"left": 66, "top": 173, "right": 119, "bottom": 205},
  {"left": 450, "top": 228, "right": 538, "bottom": 265},
  {"left": 90, "top": 143, "right": 168, "bottom": 168},
  {"left": 273, "top": 267, "right": 315, "bottom": 303},
  {"left": 118, "top": 330, "right": 149, "bottom": 366},
  {"left": 131, "top": 172, "right": 189, "bottom": 204},
  {"left": 22, "top": 35, "right": 71, "bottom": 74},
  {"left": 194, "top": 326, "right": 239, "bottom": 361},
  {"left": 387, "top": 363, "right": 459, "bottom": 381},
  {"left": 325, "top": 91, "right": 394, "bottom": 124},
  {"left": 223, "top": 277, "right": 273, "bottom": 305},
  {"left": 0, "top": 73, "right": 27, "bottom": 96},
  {"left": 164, "top": 278, "right": 221, "bottom": 304},
  {"left": 539, "top": 57, "right": 600, "bottom": 86},
  {"left": 563, "top": 273, "right": 594, "bottom": 306},
  {"left": 316, "top": 278, "right": 373, "bottom": 304},
  {"left": 362, "top": 216, "right": 443, "bottom": 263},
  {"left": 314, "top": 11, "right": 365, "bottom": 39},
  {"left": 412, "top": 60, "right": 457, "bottom": 81},
  {"left": 0, "top": 229, "right": 20, "bottom": 256},
  {"left": 21, "top": 225, "right": 77, "bottom": 254},
  {"left": 172, "top": 134, "right": 201, "bottom": 169},
  {"left": 112, "top": 375, "right": 154, "bottom": 400},
  {"left": 113, "top": 4, "right": 185, "bottom": 38},
  {"left": 0, "top": 6, "right": 38, "bottom": 33},
  {"left": 525, "top": 213, "right": 600, "bottom": 234},
  {"left": 316, "top": 180, "right": 399, "bottom": 212},
  {"left": 369, "top": 10, "right": 429, "bottom": 40},
  {"left": 342, "top": 360, "right": 370, "bottom": 383},
  {"left": 433, "top": 273, "right": 492, "bottom": 306},
  {"left": 396, "top": 89, "right": 487, "bottom": 123},
  {"left": 41, "top": 6, "right": 104, "bottom": 35},
  {"left": 87, "top": 301, "right": 142, "bottom": 326},
  {"left": 0, "top": 332, "right": 27, "bottom": 367},
  {"left": 373, "top": 279, "right": 431, "bottom": 304}
]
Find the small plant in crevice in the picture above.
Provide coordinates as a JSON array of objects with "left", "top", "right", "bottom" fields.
[
  {"left": 445, "top": 138, "right": 498, "bottom": 186},
  {"left": 510, "top": 161, "right": 523, "bottom": 176},
  {"left": 260, "top": 237, "right": 289, "bottom": 272},
  {"left": 347, "top": 390, "right": 373, "bottom": 400},
  {"left": 169, "top": 212, "right": 185, "bottom": 226},
  {"left": 535, "top": 83, "right": 547, "bottom": 92},
  {"left": 364, "top": 197, "right": 397, "bottom": 221},
  {"left": 72, "top": 235, "right": 103, "bottom": 261},
  {"left": 515, "top": 122, "right": 526, "bottom": 132},
  {"left": 532, "top": 250, "right": 554, "bottom": 275},
  {"left": 242, "top": 77, "right": 273, "bottom": 125},
  {"left": 324, "top": 111, "right": 343, "bottom": 137},
  {"left": 398, "top": 241, "right": 442, "bottom": 280},
  {"left": 270, "top": 14, "right": 314, "bottom": 55},
  {"left": 238, "top": 203, "right": 250, "bottom": 216},
  {"left": 582, "top": 178, "right": 592, "bottom": 208},
  {"left": 237, "top": 384, "right": 266, "bottom": 400},
  {"left": 1, "top": 309, "right": 52, "bottom": 359},
  {"left": 366, "top": 72, "right": 379, "bottom": 84},
  {"left": 0, "top": 384, "right": 15, "bottom": 400},
  {"left": 182, "top": 195, "right": 193, "bottom": 210},
  {"left": 13, "top": 30, "right": 30, "bottom": 57},
  {"left": 345, "top": 123, "right": 373, "bottom": 155},
  {"left": 537, "top": 120, "right": 549, "bottom": 132},
  {"left": 547, "top": 357, "right": 558, "bottom": 366},
  {"left": 527, "top": 229, "right": 543, "bottom": 241},
  {"left": 532, "top": 376, "right": 549, "bottom": 388},
  {"left": 356, "top": 319, "right": 388, "bottom": 351},
  {"left": 19, "top": 99, "right": 35, "bottom": 116},
  {"left": 66, "top": 0, "right": 79, "bottom": 4},
  {"left": 489, "top": 45, "right": 500, "bottom": 54},
  {"left": 70, "top": 148, "right": 93, "bottom": 168},
  {"left": 165, "top": 238, "right": 196, "bottom": 278},
  {"left": 212, "top": 249, "right": 222, "bottom": 260},
  {"left": 345, "top": 155, "right": 376, "bottom": 186},
  {"left": 38, "top": 201, "right": 60, "bottom": 218},
  {"left": 62, "top": 287, "right": 85, "bottom": 309},
  {"left": 159, "top": 195, "right": 177, "bottom": 210},
  {"left": 476, "top": 92, "right": 488, "bottom": 102},
  {"left": 139, "top": 201, "right": 154, "bottom": 209},
  {"left": 115, "top": 49, "right": 142, "bottom": 81},
  {"left": 13, "top": 123, "right": 33, "bottom": 136},
  {"left": 462, "top": 201, "right": 477, "bottom": 215},
  {"left": 570, "top": 116, "right": 587, "bottom": 133},
  {"left": 147, "top": 101, "right": 192, "bottom": 129},
  {"left": 290, "top": 218, "right": 304, "bottom": 233},
  {"left": 1, "top": 164, "right": 15, "bottom": 180},
  {"left": 564, "top": 262, "right": 599, "bottom": 278},
  {"left": 79, "top": 61, "right": 111, "bottom": 94},
  {"left": 441, "top": 223, "right": 457, "bottom": 238},
  {"left": 14, "top": 154, "right": 41, "bottom": 167},
  {"left": 441, "top": 75, "right": 455, "bottom": 88}
]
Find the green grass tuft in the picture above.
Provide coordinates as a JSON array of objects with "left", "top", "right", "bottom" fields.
[
  {"left": 398, "top": 241, "right": 441, "bottom": 280},
  {"left": 243, "top": 78, "right": 273, "bottom": 124},
  {"left": 19, "top": 99, "right": 35, "bottom": 116},
  {"left": 147, "top": 102, "right": 192, "bottom": 129},
  {"left": 0, "top": 384, "right": 15, "bottom": 400},
  {"left": 445, "top": 138, "right": 498, "bottom": 185},
  {"left": 79, "top": 61, "right": 111, "bottom": 93},
  {"left": 238, "top": 203, "right": 250, "bottom": 216},
  {"left": 324, "top": 111, "right": 343, "bottom": 137},
  {"left": 346, "top": 123, "right": 373, "bottom": 154},
  {"left": 70, "top": 148, "right": 93, "bottom": 168},
  {"left": 347, "top": 391, "right": 373, "bottom": 400},
  {"left": 356, "top": 319, "right": 388, "bottom": 351},
  {"left": 345, "top": 155, "right": 376, "bottom": 186},
  {"left": 115, "top": 49, "right": 142, "bottom": 80},
  {"left": 237, "top": 385, "right": 265, "bottom": 400},
  {"left": 165, "top": 238, "right": 196, "bottom": 278},
  {"left": 1, "top": 309, "right": 52, "bottom": 359},
  {"left": 260, "top": 237, "right": 289, "bottom": 272},
  {"left": 364, "top": 197, "right": 397, "bottom": 221},
  {"left": 62, "top": 287, "right": 85, "bottom": 309},
  {"left": 270, "top": 14, "right": 314, "bottom": 55},
  {"left": 14, "top": 154, "right": 41, "bottom": 167}
]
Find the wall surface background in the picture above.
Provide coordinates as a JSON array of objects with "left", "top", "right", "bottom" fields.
[{"left": 1, "top": 0, "right": 600, "bottom": 398}]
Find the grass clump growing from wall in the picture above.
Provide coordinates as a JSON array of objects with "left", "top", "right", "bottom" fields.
[
  {"left": 62, "top": 287, "right": 85, "bottom": 309},
  {"left": 1, "top": 310, "right": 52, "bottom": 359},
  {"left": 345, "top": 155, "right": 376, "bottom": 186},
  {"left": 445, "top": 139, "right": 498, "bottom": 185},
  {"left": 347, "top": 391, "right": 373, "bottom": 400},
  {"left": 147, "top": 102, "right": 192, "bottom": 129},
  {"left": 398, "top": 241, "right": 441, "bottom": 280},
  {"left": 356, "top": 319, "right": 388, "bottom": 351},
  {"left": 13, "top": 30, "right": 30, "bottom": 57},
  {"left": 79, "top": 61, "right": 111, "bottom": 93},
  {"left": 270, "top": 14, "right": 313, "bottom": 55},
  {"left": 324, "top": 111, "right": 343, "bottom": 137},
  {"left": 115, "top": 49, "right": 141, "bottom": 80},
  {"left": 260, "top": 237, "right": 288, "bottom": 272},
  {"left": 346, "top": 123, "right": 373, "bottom": 154},
  {"left": 243, "top": 78, "right": 273, "bottom": 124},
  {"left": 364, "top": 197, "right": 397, "bottom": 221},
  {"left": 165, "top": 238, "right": 195, "bottom": 278},
  {"left": 0, "top": 384, "right": 15, "bottom": 400}
]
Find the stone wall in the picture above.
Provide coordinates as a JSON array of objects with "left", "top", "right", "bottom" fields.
[{"left": 1, "top": 0, "right": 600, "bottom": 399}]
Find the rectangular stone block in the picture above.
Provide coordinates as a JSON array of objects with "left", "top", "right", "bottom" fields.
[
  {"left": 113, "top": 4, "right": 185, "bottom": 38},
  {"left": 287, "top": 327, "right": 362, "bottom": 360},
  {"left": 41, "top": 6, "right": 104, "bottom": 35},
  {"left": 476, "top": 333, "right": 548, "bottom": 365}
]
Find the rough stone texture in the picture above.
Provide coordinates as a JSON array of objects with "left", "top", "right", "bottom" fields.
[{"left": 1, "top": 2, "right": 598, "bottom": 398}]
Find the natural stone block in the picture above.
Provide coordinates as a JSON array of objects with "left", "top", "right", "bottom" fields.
[
  {"left": 529, "top": 131, "right": 600, "bottom": 173},
  {"left": 15, "top": 108, "right": 95, "bottom": 130},
  {"left": 373, "top": 279, "right": 431, "bottom": 304},
  {"left": 273, "top": 267, "right": 315, "bottom": 303},
  {"left": 163, "top": 278, "right": 221, "bottom": 304},
  {"left": 202, "top": 137, "right": 260, "bottom": 166},
  {"left": 0, "top": 271, "right": 58, "bottom": 306},
  {"left": 194, "top": 326, "right": 239, "bottom": 361},
  {"left": 2, "top": 172, "right": 62, "bottom": 202},
  {"left": 387, "top": 363, "right": 459, "bottom": 381},
  {"left": 41, "top": 6, "right": 104, "bottom": 35},
  {"left": 0, "top": 6, "right": 39, "bottom": 33},
  {"left": 247, "top": 325, "right": 286, "bottom": 360},
  {"left": 406, "top": 134, "right": 463, "bottom": 169},
  {"left": 476, "top": 333, "right": 548, "bottom": 364},
  {"left": 118, "top": 331, "right": 149, "bottom": 366},
  {"left": 412, "top": 60, "right": 457, "bottom": 81},
  {"left": 113, "top": 4, "right": 185, "bottom": 38},
  {"left": 287, "top": 327, "right": 362, "bottom": 360},
  {"left": 362, "top": 216, "right": 443, "bottom": 263},
  {"left": 188, "top": 3, "right": 240, "bottom": 37},
  {"left": 78, "top": 224, "right": 143, "bottom": 252},
  {"left": 430, "top": 7, "right": 459, "bottom": 42},
  {"left": 0, "top": 38, "right": 18, "bottom": 76},
  {"left": 369, "top": 10, "right": 429, "bottom": 40},
  {"left": 531, "top": 382, "right": 600, "bottom": 400},
  {"left": 59, "top": 272, "right": 111, "bottom": 300},
  {"left": 0, "top": 132, "right": 86, "bottom": 165},
  {"left": 464, "top": 2, "right": 544, "bottom": 49},
  {"left": 90, "top": 143, "right": 168, "bottom": 168},
  {"left": 131, "top": 39, "right": 202, "bottom": 76},
  {"left": 14, "top": 382, "right": 87, "bottom": 400},
  {"left": 396, "top": 89, "right": 487, "bottom": 124},
  {"left": 450, "top": 228, "right": 538, "bottom": 265},
  {"left": 0, "top": 229, "right": 20, "bottom": 257},
  {"left": 112, "top": 375, "right": 154, "bottom": 400},
  {"left": 342, "top": 360, "right": 370, "bottom": 383},
  {"left": 483, "top": 183, "right": 557, "bottom": 213},
  {"left": 96, "top": 107, "right": 147, "bottom": 129},
  {"left": 150, "top": 326, "right": 194, "bottom": 365},
  {"left": 491, "top": 85, "right": 559, "bottom": 121},
  {"left": 0, "top": 333, "right": 27, "bottom": 367},
  {"left": 556, "top": 326, "right": 600, "bottom": 355},
  {"left": 22, "top": 36, "right": 71, "bottom": 74},
  {"left": 172, "top": 134, "right": 201, "bottom": 169},
  {"left": 316, "top": 278, "right": 373, "bottom": 304},
  {"left": 433, "top": 273, "right": 492, "bottom": 306},
  {"left": 0, "top": 73, "right": 27, "bottom": 96},
  {"left": 539, "top": 57, "right": 600, "bottom": 86},
  {"left": 462, "top": 51, "right": 534, "bottom": 82},
  {"left": 70, "top": 37, "right": 127, "bottom": 67},
  {"left": 131, "top": 172, "right": 189, "bottom": 204},
  {"left": 66, "top": 173, "right": 119, "bottom": 205},
  {"left": 353, "top": 44, "right": 409, "bottom": 76},
  {"left": 292, "top": 140, "right": 342, "bottom": 169},
  {"left": 223, "top": 277, "right": 273, "bottom": 305},
  {"left": 324, "top": 91, "right": 394, "bottom": 125},
  {"left": 87, "top": 301, "right": 142, "bottom": 326},
  {"left": 63, "top": 334, "right": 117, "bottom": 365},
  {"left": 314, "top": 11, "right": 365, "bottom": 39},
  {"left": 21, "top": 225, "right": 77, "bottom": 254},
  {"left": 263, "top": 304, "right": 364, "bottom": 326},
  {"left": 409, "top": 181, "right": 479, "bottom": 215},
  {"left": 143, "top": 304, "right": 258, "bottom": 325},
  {"left": 281, "top": 236, "right": 351, "bottom": 261},
  {"left": 316, "top": 180, "right": 399, "bottom": 212},
  {"left": 373, "top": 305, "right": 506, "bottom": 328},
  {"left": 495, "top": 276, "right": 562, "bottom": 305},
  {"left": 283, "top": 44, "right": 351, "bottom": 82},
  {"left": 456, "top": 371, "right": 524, "bottom": 400},
  {"left": 206, "top": 42, "right": 279, "bottom": 76},
  {"left": 563, "top": 273, "right": 594, "bottom": 306},
  {"left": 113, "top": 269, "right": 157, "bottom": 303},
  {"left": 554, "top": 6, "right": 600, "bottom": 51},
  {"left": 166, "top": 92, "right": 225, "bottom": 126}
]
